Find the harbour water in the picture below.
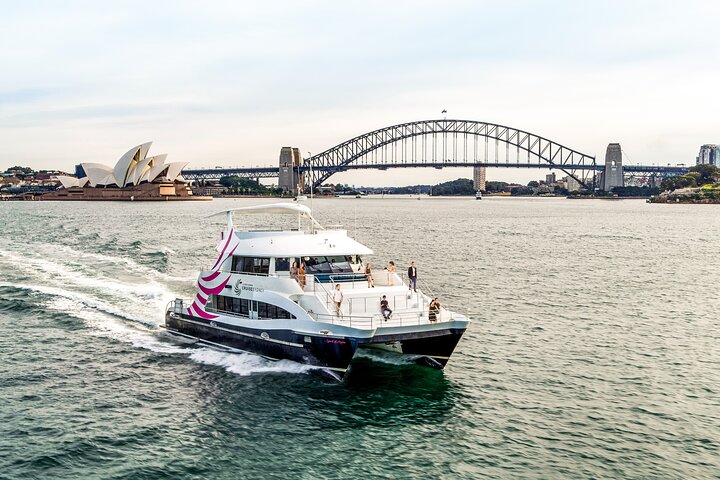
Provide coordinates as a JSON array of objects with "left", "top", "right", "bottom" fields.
[{"left": 1, "top": 197, "right": 718, "bottom": 479}]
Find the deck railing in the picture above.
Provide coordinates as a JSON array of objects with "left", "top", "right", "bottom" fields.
[{"left": 309, "top": 310, "right": 431, "bottom": 329}]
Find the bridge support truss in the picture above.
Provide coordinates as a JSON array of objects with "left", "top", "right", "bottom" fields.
[{"left": 302, "top": 119, "right": 597, "bottom": 190}]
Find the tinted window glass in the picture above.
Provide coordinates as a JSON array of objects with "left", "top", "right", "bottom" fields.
[
  {"left": 209, "top": 295, "right": 294, "bottom": 319},
  {"left": 232, "top": 297, "right": 242, "bottom": 313},
  {"left": 232, "top": 256, "right": 242, "bottom": 272},
  {"left": 275, "top": 257, "right": 290, "bottom": 271},
  {"left": 302, "top": 256, "right": 354, "bottom": 274},
  {"left": 231, "top": 256, "right": 271, "bottom": 274}
]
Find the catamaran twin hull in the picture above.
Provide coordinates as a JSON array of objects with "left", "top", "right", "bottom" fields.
[
  {"left": 164, "top": 202, "right": 470, "bottom": 380},
  {"left": 165, "top": 309, "right": 467, "bottom": 379}
]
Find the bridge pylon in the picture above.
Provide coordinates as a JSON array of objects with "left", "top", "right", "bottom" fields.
[
  {"left": 278, "top": 147, "right": 304, "bottom": 195},
  {"left": 600, "top": 143, "right": 624, "bottom": 191}
]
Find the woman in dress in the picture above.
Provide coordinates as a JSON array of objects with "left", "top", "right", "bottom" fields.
[
  {"left": 429, "top": 297, "right": 440, "bottom": 322},
  {"left": 387, "top": 261, "right": 396, "bottom": 286},
  {"left": 290, "top": 261, "right": 299, "bottom": 282},
  {"left": 365, "top": 262, "right": 374, "bottom": 288},
  {"left": 298, "top": 262, "right": 306, "bottom": 290}
]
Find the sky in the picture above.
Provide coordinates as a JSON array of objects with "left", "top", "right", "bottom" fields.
[{"left": 1, "top": 0, "right": 719, "bottom": 186}]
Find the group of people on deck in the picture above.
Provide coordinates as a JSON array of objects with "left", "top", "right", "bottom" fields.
[
  {"left": 364, "top": 260, "right": 418, "bottom": 290},
  {"left": 289, "top": 261, "right": 306, "bottom": 289},
  {"left": 288, "top": 258, "right": 440, "bottom": 322}
]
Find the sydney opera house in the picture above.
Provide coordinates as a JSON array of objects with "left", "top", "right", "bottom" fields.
[{"left": 43, "top": 142, "right": 209, "bottom": 201}]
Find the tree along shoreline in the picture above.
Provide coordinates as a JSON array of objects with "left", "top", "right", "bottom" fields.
[{"left": 648, "top": 164, "right": 720, "bottom": 204}]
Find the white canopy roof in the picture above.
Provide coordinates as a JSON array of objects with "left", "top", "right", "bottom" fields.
[
  {"left": 206, "top": 203, "right": 373, "bottom": 256},
  {"left": 231, "top": 229, "right": 373, "bottom": 256},
  {"left": 208, "top": 202, "right": 324, "bottom": 230},
  {"left": 208, "top": 202, "right": 312, "bottom": 218}
]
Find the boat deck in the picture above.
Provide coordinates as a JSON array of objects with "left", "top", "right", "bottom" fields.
[{"left": 303, "top": 273, "right": 453, "bottom": 329}]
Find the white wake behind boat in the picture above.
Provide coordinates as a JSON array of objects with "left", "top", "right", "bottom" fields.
[{"left": 165, "top": 203, "right": 470, "bottom": 379}]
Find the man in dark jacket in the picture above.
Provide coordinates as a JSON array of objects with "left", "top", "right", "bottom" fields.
[{"left": 407, "top": 261, "right": 417, "bottom": 292}]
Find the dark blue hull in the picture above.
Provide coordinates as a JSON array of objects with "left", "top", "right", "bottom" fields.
[
  {"left": 165, "top": 312, "right": 362, "bottom": 378},
  {"left": 365, "top": 327, "right": 466, "bottom": 368}
]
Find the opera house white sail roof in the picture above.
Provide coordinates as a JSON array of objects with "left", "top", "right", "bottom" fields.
[{"left": 54, "top": 142, "right": 187, "bottom": 188}]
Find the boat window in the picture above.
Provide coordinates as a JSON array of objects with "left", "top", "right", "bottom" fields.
[
  {"left": 232, "top": 256, "right": 270, "bottom": 274},
  {"left": 301, "top": 255, "right": 358, "bottom": 274},
  {"left": 275, "top": 257, "right": 293, "bottom": 272},
  {"left": 257, "top": 302, "right": 268, "bottom": 318},
  {"left": 209, "top": 295, "right": 294, "bottom": 319}
]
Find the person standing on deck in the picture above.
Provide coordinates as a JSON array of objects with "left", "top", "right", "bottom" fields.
[
  {"left": 407, "top": 261, "right": 417, "bottom": 292},
  {"left": 332, "top": 284, "right": 344, "bottom": 316},
  {"left": 290, "top": 261, "right": 299, "bottom": 282},
  {"left": 429, "top": 297, "right": 440, "bottom": 322},
  {"left": 387, "top": 261, "right": 396, "bottom": 286},
  {"left": 365, "top": 263, "right": 374, "bottom": 288},
  {"left": 298, "top": 262, "right": 306, "bottom": 290}
]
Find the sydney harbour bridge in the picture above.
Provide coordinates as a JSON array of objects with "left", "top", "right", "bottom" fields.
[{"left": 181, "top": 119, "right": 688, "bottom": 191}]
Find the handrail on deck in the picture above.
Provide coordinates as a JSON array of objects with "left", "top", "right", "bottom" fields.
[{"left": 309, "top": 308, "right": 452, "bottom": 329}]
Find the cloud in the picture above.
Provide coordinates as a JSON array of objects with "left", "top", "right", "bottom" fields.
[{"left": 0, "top": 1, "right": 718, "bottom": 185}]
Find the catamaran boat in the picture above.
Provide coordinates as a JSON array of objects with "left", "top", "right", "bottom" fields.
[{"left": 165, "top": 203, "right": 470, "bottom": 380}]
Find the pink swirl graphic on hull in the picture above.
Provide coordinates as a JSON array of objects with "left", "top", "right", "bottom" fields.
[{"left": 184, "top": 227, "right": 239, "bottom": 319}]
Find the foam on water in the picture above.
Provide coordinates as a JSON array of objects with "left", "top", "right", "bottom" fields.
[
  {"left": 0, "top": 241, "right": 197, "bottom": 283},
  {"left": 188, "top": 349, "right": 317, "bottom": 376},
  {"left": 0, "top": 248, "right": 180, "bottom": 301},
  {"left": 4, "top": 282, "right": 153, "bottom": 325},
  {"left": 354, "top": 347, "right": 418, "bottom": 365},
  {"left": 0, "top": 238, "right": 315, "bottom": 379},
  {"left": 37, "top": 287, "right": 315, "bottom": 378}
]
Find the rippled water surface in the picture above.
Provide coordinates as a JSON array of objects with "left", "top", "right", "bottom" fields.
[{"left": 1, "top": 197, "right": 718, "bottom": 479}]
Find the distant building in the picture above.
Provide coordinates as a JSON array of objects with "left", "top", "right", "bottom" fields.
[
  {"left": 44, "top": 142, "right": 204, "bottom": 201},
  {"left": 473, "top": 165, "right": 487, "bottom": 191},
  {"left": 55, "top": 142, "right": 186, "bottom": 188},
  {"left": 278, "top": 147, "right": 303, "bottom": 195},
  {"left": 545, "top": 172, "right": 556, "bottom": 184},
  {"left": 696, "top": 144, "right": 719, "bottom": 166},
  {"left": 564, "top": 176, "right": 581, "bottom": 192}
]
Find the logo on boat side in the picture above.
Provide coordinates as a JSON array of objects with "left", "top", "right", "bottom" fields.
[
  {"left": 325, "top": 339, "right": 346, "bottom": 344},
  {"left": 241, "top": 285, "right": 265, "bottom": 293},
  {"left": 233, "top": 279, "right": 242, "bottom": 295}
]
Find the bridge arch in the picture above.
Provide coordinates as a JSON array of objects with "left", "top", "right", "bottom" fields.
[{"left": 304, "top": 119, "right": 596, "bottom": 189}]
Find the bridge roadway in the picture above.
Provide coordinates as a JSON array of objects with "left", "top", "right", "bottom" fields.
[{"left": 181, "top": 162, "right": 690, "bottom": 181}]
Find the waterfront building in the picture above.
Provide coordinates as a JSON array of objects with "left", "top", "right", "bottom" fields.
[
  {"left": 54, "top": 142, "right": 186, "bottom": 189},
  {"left": 44, "top": 142, "right": 207, "bottom": 201},
  {"left": 545, "top": 172, "right": 556, "bottom": 184},
  {"left": 473, "top": 165, "right": 487, "bottom": 191},
  {"left": 696, "top": 144, "right": 719, "bottom": 166}
]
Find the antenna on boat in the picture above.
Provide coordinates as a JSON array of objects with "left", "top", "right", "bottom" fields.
[{"left": 308, "top": 151, "right": 314, "bottom": 234}]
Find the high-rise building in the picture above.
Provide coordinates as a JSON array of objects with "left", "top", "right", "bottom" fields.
[
  {"left": 278, "top": 147, "right": 304, "bottom": 195},
  {"left": 696, "top": 144, "right": 719, "bottom": 166},
  {"left": 545, "top": 172, "right": 556, "bottom": 184},
  {"left": 473, "top": 165, "right": 486, "bottom": 191}
]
